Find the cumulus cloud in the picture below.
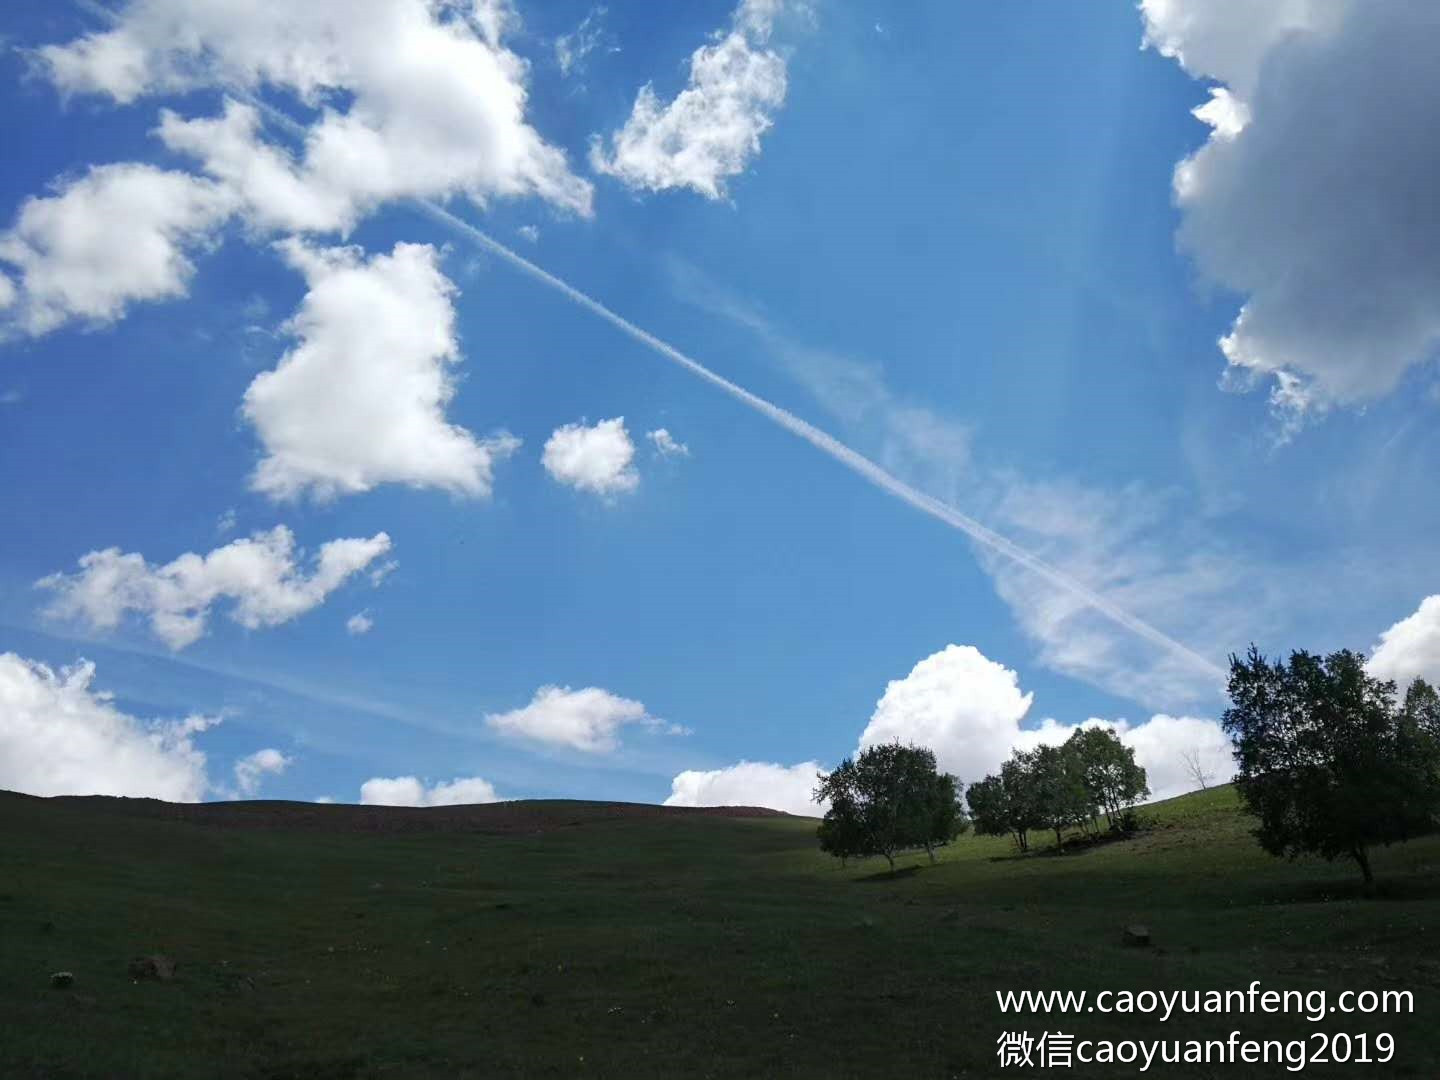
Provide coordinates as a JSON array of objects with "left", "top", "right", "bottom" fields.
[
  {"left": 542, "top": 417, "right": 639, "bottom": 496},
  {"left": 646, "top": 428, "right": 690, "bottom": 458},
  {"left": 358, "top": 775, "right": 500, "bottom": 806},
  {"left": 856, "top": 643, "right": 1232, "bottom": 800},
  {"left": 42, "top": 0, "right": 592, "bottom": 233},
  {"left": 39, "top": 526, "right": 391, "bottom": 650},
  {"left": 590, "top": 0, "right": 791, "bottom": 199},
  {"left": 346, "top": 612, "right": 374, "bottom": 636},
  {"left": 245, "top": 240, "right": 519, "bottom": 500},
  {"left": 0, "top": 652, "right": 216, "bottom": 799},
  {"left": 485, "top": 685, "right": 674, "bottom": 753},
  {"left": 1143, "top": 0, "right": 1440, "bottom": 425},
  {"left": 1368, "top": 594, "right": 1440, "bottom": 686},
  {"left": 232, "top": 747, "right": 291, "bottom": 796},
  {"left": 0, "top": 163, "right": 233, "bottom": 335},
  {"left": 664, "top": 760, "right": 826, "bottom": 816},
  {"left": 857, "top": 645, "right": 1036, "bottom": 780}
]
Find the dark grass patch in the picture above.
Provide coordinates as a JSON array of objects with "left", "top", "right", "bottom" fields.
[{"left": 2, "top": 785, "right": 1439, "bottom": 1078}]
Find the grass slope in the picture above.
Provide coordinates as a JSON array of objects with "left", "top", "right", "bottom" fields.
[{"left": 2, "top": 786, "right": 1438, "bottom": 1078}]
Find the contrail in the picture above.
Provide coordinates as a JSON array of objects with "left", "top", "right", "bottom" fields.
[
  {"left": 415, "top": 206, "right": 1223, "bottom": 680},
  {"left": 69, "top": 0, "right": 1225, "bottom": 680}
]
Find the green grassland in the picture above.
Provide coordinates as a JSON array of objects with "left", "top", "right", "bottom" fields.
[{"left": 2, "top": 786, "right": 1438, "bottom": 1078}]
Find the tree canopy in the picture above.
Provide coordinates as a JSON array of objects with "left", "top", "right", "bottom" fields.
[
  {"left": 1222, "top": 645, "right": 1440, "bottom": 886},
  {"left": 814, "top": 742, "right": 963, "bottom": 870}
]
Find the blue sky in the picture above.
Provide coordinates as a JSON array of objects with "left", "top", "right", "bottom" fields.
[{"left": 3, "top": 0, "right": 1439, "bottom": 812}]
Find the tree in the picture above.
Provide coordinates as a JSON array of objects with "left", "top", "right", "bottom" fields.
[
  {"left": 920, "top": 771, "right": 967, "bottom": 863},
  {"left": 967, "top": 754, "right": 1045, "bottom": 853},
  {"left": 1179, "top": 746, "right": 1215, "bottom": 792},
  {"left": 1027, "top": 744, "right": 1095, "bottom": 849},
  {"left": 1222, "top": 646, "right": 1440, "bottom": 888},
  {"left": 814, "top": 742, "right": 960, "bottom": 871},
  {"left": 1066, "top": 726, "right": 1149, "bottom": 828},
  {"left": 965, "top": 774, "right": 1017, "bottom": 849},
  {"left": 815, "top": 786, "right": 864, "bottom": 868}
]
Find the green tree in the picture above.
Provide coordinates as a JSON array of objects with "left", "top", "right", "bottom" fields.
[
  {"left": 815, "top": 785, "right": 864, "bottom": 868},
  {"left": 967, "top": 754, "right": 1044, "bottom": 853},
  {"left": 964, "top": 774, "right": 1014, "bottom": 848},
  {"left": 1065, "top": 726, "right": 1149, "bottom": 829},
  {"left": 814, "top": 743, "right": 960, "bottom": 871},
  {"left": 1222, "top": 646, "right": 1440, "bottom": 887},
  {"left": 1027, "top": 744, "right": 1095, "bottom": 849},
  {"left": 920, "top": 771, "right": 967, "bottom": 863}
]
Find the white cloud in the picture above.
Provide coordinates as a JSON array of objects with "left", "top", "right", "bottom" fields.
[
  {"left": 215, "top": 508, "right": 239, "bottom": 536},
  {"left": 233, "top": 746, "right": 291, "bottom": 796},
  {"left": 857, "top": 644, "right": 1036, "bottom": 782},
  {"left": 484, "top": 685, "right": 665, "bottom": 753},
  {"left": 42, "top": 0, "right": 592, "bottom": 233},
  {"left": 556, "top": 6, "right": 614, "bottom": 79},
  {"left": 646, "top": 428, "right": 690, "bottom": 458},
  {"left": 245, "top": 240, "right": 519, "bottom": 500},
  {"left": 359, "top": 774, "right": 500, "bottom": 806},
  {"left": 0, "top": 652, "right": 215, "bottom": 800},
  {"left": 542, "top": 417, "right": 639, "bottom": 496},
  {"left": 0, "top": 273, "right": 15, "bottom": 309},
  {"left": 39, "top": 525, "right": 391, "bottom": 650},
  {"left": 664, "top": 760, "right": 826, "bottom": 816},
  {"left": 648, "top": 426, "right": 691, "bottom": 457},
  {"left": 517, "top": 224, "right": 540, "bottom": 243},
  {"left": 1143, "top": 0, "right": 1440, "bottom": 424},
  {"left": 0, "top": 163, "right": 233, "bottom": 335},
  {"left": 590, "top": 0, "right": 791, "bottom": 199},
  {"left": 854, "top": 643, "right": 1232, "bottom": 800},
  {"left": 346, "top": 612, "right": 374, "bottom": 636},
  {"left": 1368, "top": 595, "right": 1440, "bottom": 686},
  {"left": 1113, "top": 712, "right": 1234, "bottom": 801}
]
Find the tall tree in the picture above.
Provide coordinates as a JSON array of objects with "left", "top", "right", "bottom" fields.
[
  {"left": 920, "top": 771, "right": 967, "bottom": 863},
  {"left": 1027, "top": 744, "right": 1095, "bottom": 849},
  {"left": 1222, "top": 646, "right": 1440, "bottom": 887},
  {"left": 1066, "top": 726, "right": 1149, "bottom": 827}
]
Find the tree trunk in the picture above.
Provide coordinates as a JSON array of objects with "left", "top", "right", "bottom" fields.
[
  {"left": 884, "top": 851, "right": 895, "bottom": 873},
  {"left": 1354, "top": 846, "right": 1374, "bottom": 890},
  {"left": 924, "top": 842, "right": 936, "bottom": 864},
  {"left": 1054, "top": 827, "right": 1064, "bottom": 849}
]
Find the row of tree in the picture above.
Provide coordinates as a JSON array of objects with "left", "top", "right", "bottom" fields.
[
  {"left": 965, "top": 727, "right": 1149, "bottom": 852},
  {"left": 812, "top": 646, "right": 1440, "bottom": 888}
]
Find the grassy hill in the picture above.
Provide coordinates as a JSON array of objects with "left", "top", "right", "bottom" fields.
[{"left": 2, "top": 785, "right": 1438, "bottom": 1078}]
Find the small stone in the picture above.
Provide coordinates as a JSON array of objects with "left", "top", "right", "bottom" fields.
[
  {"left": 1122, "top": 925, "right": 1152, "bottom": 947},
  {"left": 50, "top": 971, "right": 74, "bottom": 989}
]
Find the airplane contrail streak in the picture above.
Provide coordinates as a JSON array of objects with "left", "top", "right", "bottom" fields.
[
  {"left": 67, "top": 0, "right": 1225, "bottom": 681},
  {"left": 415, "top": 203, "right": 1224, "bottom": 680}
]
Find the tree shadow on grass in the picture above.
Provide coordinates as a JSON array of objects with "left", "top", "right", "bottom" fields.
[
  {"left": 1257, "top": 871, "right": 1440, "bottom": 905},
  {"left": 852, "top": 864, "right": 923, "bottom": 884},
  {"left": 987, "top": 828, "right": 1148, "bottom": 862}
]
